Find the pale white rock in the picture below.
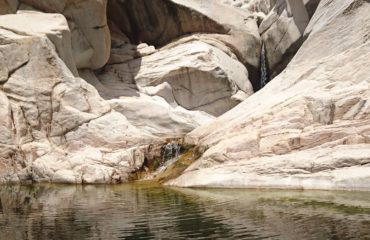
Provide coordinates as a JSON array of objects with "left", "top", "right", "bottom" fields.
[
  {"left": 136, "top": 44, "right": 156, "bottom": 58},
  {"left": 52, "top": 170, "right": 79, "bottom": 183},
  {"left": 219, "top": 0, "right": 272, "bottom": 14},
  {"left": 142, "top": 82, "right": 177, "bottom": 107},
  {"left": 259, "top": 0, "right": 320, "bottom": 78},
  {"left": 108, "top": 0, "right": 262, "bottom": 81},
  {"left": 109, "top": 94, "right": 215, "bottom": 138},
  {"left": 168, "top": 145, "right": 370, "bottom": 191},
  {"left": 0, "top": 11, "right": 78, "bottom": 75},
  {"left": 0, "top": 91, "right": 12, "bottom": 147},
  {"left": 50, "top": 76, "right": 111, "bottom": 137},
  {"left": 261, "top": 8, "right": 302, "bottom": 77},
  {"left": 167, "top": 0, "right": 370, "bottom": 191},
  {"left": 64, "top": 111, "right": 158, "bottom": 149},
  {"left": 0, "top": 12, "right": 164, "bottom": 184},
  {"left": 98, "top": 40, "right": 254, "bottom": 116},
  {"left": 21, "top": 0, "right": 111, "bottom": 69}
]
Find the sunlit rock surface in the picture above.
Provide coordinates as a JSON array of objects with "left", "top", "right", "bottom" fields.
[
  {"left": 96, "top": 40, "right": 253, "bottom": 116},
  {"left": 0, "top": 11, "right": 161, "bottom": 184},
  {"left": 168, "top": 0, "right": 370, "bottom": 190},
  {"left": 0, "top": 0, "right": 259, "bottom": 184},
  {"left": 20, "top": 0, "right": 111, "bottom": 70},
  {"left": 0, "top": 0, "right": 370, "bottom": 190}
]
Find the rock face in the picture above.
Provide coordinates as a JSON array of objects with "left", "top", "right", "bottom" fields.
[
  {"left": 167, "top": 0, "right": 370, "bottom": 191},
  {"left": 20, "top": 0, "right": 111, "bottom": 70},
  {"left": 96, "top": 39, "right": 253, "bottom": 116},
  {"left": 259, "top": 0, "right": 320, "bottom": 79},
  {"left": 0, "top": 0, "right": 257, "bottom": 184},
  {"left": 108, "top": 95, "right": 215, "bottom": 137},
  {"left": 98, "top": 0, "right": 258, "bottom": 121},
  {"left": 107, "top": 0, "right": 262, "bottom": 89},
  {"left": 0, "top": 10, "right": 161, "bottom": 184},
  {"left": 1, "top": 0, "right": 370, "bottom": 191},
  {"left": 0, "top": 11, "right": 78, "bottom": 75}
]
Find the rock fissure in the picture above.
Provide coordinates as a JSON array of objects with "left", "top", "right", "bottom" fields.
[{"left": 6, "top": 58, "right": 29, "bottom": 82}]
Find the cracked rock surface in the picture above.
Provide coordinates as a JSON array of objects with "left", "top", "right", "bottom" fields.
[
  {"left": 167, "top": 0, "right": 370, "bottom": 191},
  {"left": 0, "top": 11, "right": 161, "bottom": 184},
  {"left": 1, "top": 0, "right": 370, "bottom": 191}
]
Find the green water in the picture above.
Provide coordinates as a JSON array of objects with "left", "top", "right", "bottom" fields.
[{"left": 0, "top": 184, "right": 370, "bottom": 240}]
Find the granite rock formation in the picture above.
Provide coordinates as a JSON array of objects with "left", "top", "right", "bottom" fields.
[
  {"left": 168, "top": 0, "right": 370, "bottom": 191},
  {"left": 1, "top": 0, "right": 370, "bottom": 190}
]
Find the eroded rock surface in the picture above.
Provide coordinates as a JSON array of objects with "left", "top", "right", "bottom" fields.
[
  {"left": 20, "top": 0, "right": 111, "bottom": 70},
  {"left": 0, "top": 11, "right": 162, "bottom": 184},
  {"left": 167, "top": 0, "right": 370, "bottom": 191},
  {"left": 2, "top": 0, "right": 258, "bottom": 184},
  {"left": 259, "top": 0, "right": 320, "bottom": 79},
  {"left": 1, "top": 0, "right": 369, "bottom": 191},
  {"left": 96, "top": 39, "right": 253, "bottom": 116},
  {"left": 108, "top": 0, "right": 262, "bottom": 87}
]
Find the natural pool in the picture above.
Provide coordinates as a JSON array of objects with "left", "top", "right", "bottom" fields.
[{"left": 0, "top": 183, "right": 370, "bottom": 240}]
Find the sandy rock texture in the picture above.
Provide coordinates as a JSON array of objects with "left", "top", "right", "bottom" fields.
[{"left": 168, "top": 0, "right": 370, "bottom": 191}]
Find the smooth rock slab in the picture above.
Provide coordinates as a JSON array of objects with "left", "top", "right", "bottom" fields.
[
  {"left": 168, "top": 0, "right": 370, "bottom": 191},
  {"left": 98, "top": 40, "right": 254, "bottom": 116}
]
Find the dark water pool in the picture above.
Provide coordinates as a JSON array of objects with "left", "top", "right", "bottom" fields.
[{"left": 0, "top": 183, "right": 370, "bottom": 239}]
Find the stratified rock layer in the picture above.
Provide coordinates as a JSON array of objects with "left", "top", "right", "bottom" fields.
[{"left": 168, "top": 0, "right": 370, "bottom": 191}]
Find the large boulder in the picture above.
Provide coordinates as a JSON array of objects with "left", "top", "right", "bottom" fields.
[
  {"left": 96, "top": 39, "right": 254, "bottom": 116},
  {"left": 0, "top": 11, "right": 78, "bottom": 75},
  {"left": 107, "top": 0, "right": 262, "bottom": 86},
  {"left": 167, "top": 0, "right": 370, "bottom": 191},
  {"left": 109, "top": 94, "right": 215, "bottom": 138},
  {"left": 20, "top": 0, "right": 111, "bottom": 70}
]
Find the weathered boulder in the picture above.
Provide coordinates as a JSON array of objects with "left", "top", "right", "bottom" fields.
[
  {"left": 167, "top": 0, "right": 370, "bottom": 191},
  {"left": 109, "top": 94, "right": 215, "bottom": 138},
  {"left": 20, "top": 0, "right": 111, "bottom": 70},
  {"left": 96, "top": 39, "right": 254, "bottom": 116},
  {"left": 0, "top": 11, "right": 78, "bottom": 75},
  {"left": 107, "top": 0, "right": 262, "bottom": 85},
  {"left": 0, "top": 11, "right": 162, "bottom": 184}
]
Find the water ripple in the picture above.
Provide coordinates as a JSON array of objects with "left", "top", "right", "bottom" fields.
[{"left": 0, "top": 184, "right": 370, "bottom": 239}]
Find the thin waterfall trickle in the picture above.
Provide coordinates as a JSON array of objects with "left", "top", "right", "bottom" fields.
[
  {"left": 162, "top": 142, "right": 181, "bottom": 162},
  {"left": 143, "top": 142, "right": 182, "bottom": 179},
  {"left": 260, "top": 42, "right": 268, "bottom": 88}
]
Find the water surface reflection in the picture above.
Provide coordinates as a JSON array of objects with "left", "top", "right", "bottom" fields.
[{"left": 0, "top": 184, "right": 370, "bottom": 239}]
